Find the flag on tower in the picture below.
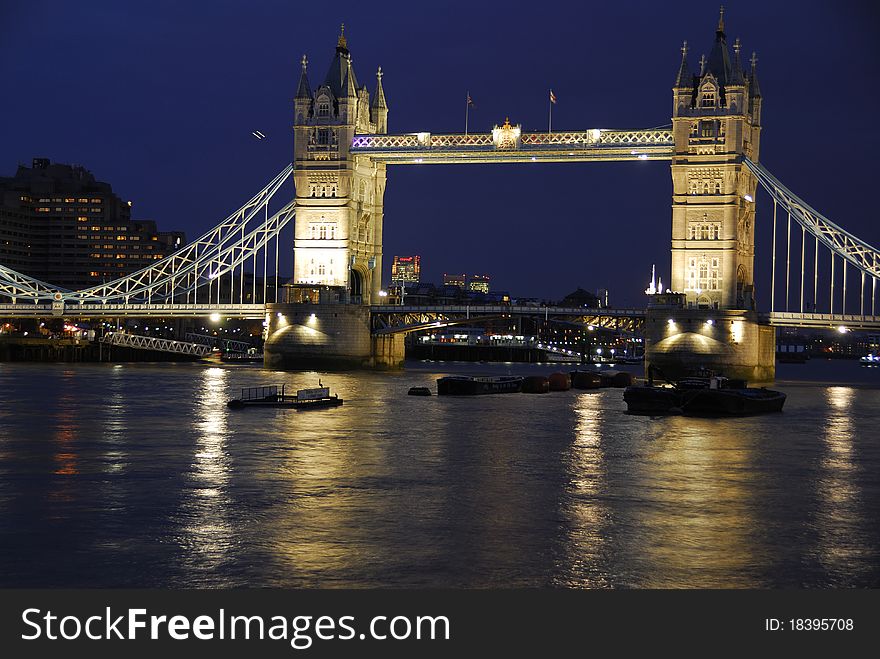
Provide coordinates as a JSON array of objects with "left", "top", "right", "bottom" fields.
[
  {"left": 549, "top": 89, "right": 557, "bottom": 104},
  {"left": 467, "top": 93, "right": 474, "bottom": 107}
]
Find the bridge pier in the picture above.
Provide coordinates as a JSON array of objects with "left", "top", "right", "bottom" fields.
[
  {"left": 644, "top": 294, "right": 775, "bottom": 383},
  {"left": 263, "top": 303, "right": 404, "bottom": 370}
]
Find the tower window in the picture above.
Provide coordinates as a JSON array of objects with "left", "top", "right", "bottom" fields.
[
  {"left": 701, "top": 90, "right": 716, "bottom": 108},
  {"left": 317, "top": 98, "right": 330, "bottom": 117}
]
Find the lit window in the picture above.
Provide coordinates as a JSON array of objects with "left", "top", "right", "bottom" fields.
[{"left": 317, "top": 98, "right": 330, "bottom": 117}]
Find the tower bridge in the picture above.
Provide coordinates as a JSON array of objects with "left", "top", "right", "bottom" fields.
[{"left": 1, "top": 11, "right": 879, "bottom": 376}]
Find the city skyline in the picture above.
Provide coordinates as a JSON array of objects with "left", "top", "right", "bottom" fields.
[{"left": 1, "top": 1, "right": 878, "bottom": 305}]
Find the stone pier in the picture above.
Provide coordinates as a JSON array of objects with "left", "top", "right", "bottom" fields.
[
  {"left": 263, "top": 303, "right": 404, "bottom": 370},
  {"left": 644, "top": 294, "right": 775, "bottom": 383}
]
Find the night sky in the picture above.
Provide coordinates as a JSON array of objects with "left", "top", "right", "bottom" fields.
[{"left": 2, "top": 0, "right": 878, "bottom": 306}]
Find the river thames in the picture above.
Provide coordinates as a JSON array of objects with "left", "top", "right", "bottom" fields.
[{"left": 0, "top": 360, "right": 878, "bottom": 588}]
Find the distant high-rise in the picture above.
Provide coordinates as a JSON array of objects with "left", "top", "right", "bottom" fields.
[
  {"left": 0, "top": 158, "right": 185, "bottom": 289},
  {"left": 468, "top": 274, "right": 490, "bottom": 293},
  {"left": 391, "top": 255, "right": 420, "bottom": 284},
  {"left": 443, "top": 273, "right": 466, "bottom": 288}
]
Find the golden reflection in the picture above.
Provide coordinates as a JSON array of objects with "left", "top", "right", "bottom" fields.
[
  {"left": 50, "top": 371, "right": 79, "bottom": 502},
  {"left": 619, "top": 416, "right": 759, "bottom": 587},
  {"left": 558, "top": 392, "right": 610, "bottom": 587},
  {"left": 815, "top": 386, "right": 867, "bottom": 581},
  {"left": 268, "top": 373, "right": 395, "bottom": 582},
  {"left": 181, "top": 367, "right": 233, "bottom": 569}
]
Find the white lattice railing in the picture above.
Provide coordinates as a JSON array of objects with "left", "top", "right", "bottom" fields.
[
  {"left": 100, "top": 331, "right": 213, "bottom": 357},
  {"left": 350, "top": 129, "right": 673, "bottom": 151}
]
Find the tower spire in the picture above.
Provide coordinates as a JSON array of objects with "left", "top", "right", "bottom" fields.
[
  {"left": 717, "top": 5, "right": 725, "bottom": 35},
  {"left": 295, "top": 53, "right": 312, "bottom": 100},
  {"left": 731, "top": 37, "right": 744, "bottom": 83},
  {"left": 337, "top": 23, "right": 347, "bottom": 50},
  {"left": 372, "top": 66, "right": 387, "bottom": 109},
  {"left": 749, "top": 51, "right": 762, "bottom": 98},
  {"left": 343, "top": 54, "right": 357, "bottom": 98},
  {"left": 674, "top": 40, "right": 691, "bottom": 88}
]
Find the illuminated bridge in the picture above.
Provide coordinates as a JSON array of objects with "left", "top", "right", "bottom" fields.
[{"left": 1, "top": 14, "right": 879, "bottom": 372}]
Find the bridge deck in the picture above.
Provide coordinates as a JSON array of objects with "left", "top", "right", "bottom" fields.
[
  {"left": 349, "top": 129, "right": 674, "bottom": 164},
  {"left": 0, "top": 303, "right": 267, "bottom": 318},
  {"left": 762, "top": 312, "right": 880, "bottom": 330}
]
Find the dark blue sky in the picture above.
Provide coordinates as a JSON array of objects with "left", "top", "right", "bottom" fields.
[{"left": 2, "top": 0, "right": 878, "bottom": 306}]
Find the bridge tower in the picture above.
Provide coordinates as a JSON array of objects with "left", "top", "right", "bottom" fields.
[
  {"left": 670, "top": 7, "right": 762, "bottom": 310},
  {"left": 646, "top": 9, "right": 774, "bottom": 382},
  {"left": 265, "top": 27, "right": 402, "bottom": 369},
  {"left": 292, "top": 26, "right": 388, "bottom": 305}
]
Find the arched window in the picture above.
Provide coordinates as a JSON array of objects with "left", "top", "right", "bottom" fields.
[
  {"left": 317, "top": 96, "right": 331, "bottom": 117},
  {"left": 701, "top": 88, "right": 716, "bottom": 108}
]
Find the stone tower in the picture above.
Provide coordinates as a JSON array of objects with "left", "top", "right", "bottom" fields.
[
  {"left": 670, "top": 8, "right": 762, "bottom": 310},
  {"left": 292, "top": 26, "right": 388, "bottom": 304}
]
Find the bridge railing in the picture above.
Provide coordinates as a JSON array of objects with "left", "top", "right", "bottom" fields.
[{"left": 350, "top": 128, "right": 673, "bottom": 152}]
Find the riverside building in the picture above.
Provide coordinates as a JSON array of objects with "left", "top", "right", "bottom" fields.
[{"left": 0, "top": 158, "right": 185, "bottom": 289}]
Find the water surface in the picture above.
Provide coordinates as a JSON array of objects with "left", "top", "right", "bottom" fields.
[{"left": 0, "top": 359, "right": 878, "bottom": 588}]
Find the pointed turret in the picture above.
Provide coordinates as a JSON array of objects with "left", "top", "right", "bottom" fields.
[
  {"left": 674, "top": 41, "right": 691, "bottom": 88},
  {"left": 343, "top": 56, "right": 358, "bottom": 99},
  {"left": 324, "top": 23, "right": 359, "bottom": 97},
  {"left": 730, "top": 37, "right": 745, "bottom": 84},
  {"left": 372, "top": 66, "right": 387, "bottom": 109},
  {"left": 296, "top": 54, "right": 312, "bottom": 100},
  {"left": 371, "top": 66, "right": 388, "bottom": 134},
  {"left": 706, "top": 5, "right": 732, "bottom": 85},
  {"left": 294, "top": 54, "right": 313, "bottom": 125},
  {"left": 749, "top": 51, "right": 762, "bottom": 98}
]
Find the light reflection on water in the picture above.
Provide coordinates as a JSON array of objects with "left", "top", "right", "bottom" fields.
[{"left": 0, "top": 360, "right": 878, "bottom": 588}]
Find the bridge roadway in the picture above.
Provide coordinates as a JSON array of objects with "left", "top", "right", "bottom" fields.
[
  {"left": 348, "top": 128, "right": 674, "bottom": 165},
  {"left": 2, "top": 302, "right": 879, "bottom": 332},
  {"left": 370, "top": 305, "right": 647, "bottom": 334},
  {"left": 0, "top": 303, "right": 268, "bottom": 319}
]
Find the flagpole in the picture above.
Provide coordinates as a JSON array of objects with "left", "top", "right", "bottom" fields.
[
  {"left": 465, "top": 91, "right": 469, "bottom": 136},
  {"left": 548, "top": 89, "right": 552, "bottom": 134}
]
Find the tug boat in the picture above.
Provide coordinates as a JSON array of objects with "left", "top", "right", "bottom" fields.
[
  {"left": 227, "top": 382, "right": 342, "bottom": 410},
  {"left": 679, "top": 386, "right": 787, "bottom": 416},
  {"left": 437, "top": 375, "right": 523, "bottom": 395},
  {"left": 624, "top": 375, "right": 786, "bottom": 417}
]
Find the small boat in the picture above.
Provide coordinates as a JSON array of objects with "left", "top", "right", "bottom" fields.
[
  {"left": 599, "top": 370, "right": 633, "bottom": 388},
  {"left": 408, "top": 386, "right": 432, "bottom": 396},
  {"left": 624, "top": 375, "right": 785, "bottom": 416},
  {"left": 437, "top": 375, "right": 523, "bottom": 395},
  {"left": 570, "top": 370, "right": 602, "bottom": 389},
  {"left": 548, "top": 372, "right": 571, "bottom": 391},
  {"left": 521, "top": 375, "right": 550, "bottom": 394},
  {"left": 623, "top": 384, "right": 682, "bottom": 415},
  {"left": 679, "top": 386, "right": 786, "bottom": 416},
  {"left": 227, "top": 382, "right": 343, "bottom": 410},
  {"left": 860, "top": 354, "right": 879, "bottom": 366}
]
